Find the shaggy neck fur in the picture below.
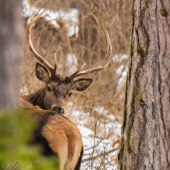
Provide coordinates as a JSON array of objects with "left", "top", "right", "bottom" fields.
[{"left": 24, "top": 87, "right": 46, "bottom": 110}]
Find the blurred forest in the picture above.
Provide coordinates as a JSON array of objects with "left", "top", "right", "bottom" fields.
[
  {"left": 22, "top": 0, "right": 132, "bottom": 122},
  {"left": 0, "top": 0, "right": 133, "bottom": 169},
  {"left": 20, "top": 0, "right": 133, "bottom": 169}
]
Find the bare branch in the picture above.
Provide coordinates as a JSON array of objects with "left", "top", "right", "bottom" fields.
[{"left": 82, "top": 146, "right": 119, "bottom": 162}]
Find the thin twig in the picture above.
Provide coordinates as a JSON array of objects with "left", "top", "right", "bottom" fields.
[{"left": 82, "top": 146, "right": 119, "bottom": 162}]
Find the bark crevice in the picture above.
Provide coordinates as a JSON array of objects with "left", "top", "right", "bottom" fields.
[{"left": 118, "top": 0, "right": 170, "bottom": 169}]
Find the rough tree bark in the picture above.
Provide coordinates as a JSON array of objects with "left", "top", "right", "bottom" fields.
[
  {"left": 118, "top": 0, "right": 170, "bottom": 169},
  {"left": 0, "top": 1, "right": 23, "bottom": 109}
]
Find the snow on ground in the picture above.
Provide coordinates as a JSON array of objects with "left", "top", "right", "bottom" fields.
[{"left": 65, "top": 104, "right": 121, "bottom": 169}]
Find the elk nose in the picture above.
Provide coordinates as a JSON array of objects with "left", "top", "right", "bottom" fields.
[{"left": 53, "top": 107, "right": 64, "bottom": 114}]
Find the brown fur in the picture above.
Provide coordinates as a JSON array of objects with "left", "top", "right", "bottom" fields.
[
  {"left": 23, "top": 87, "right": 46, "bottom": 109},
  {"left": 42, "top": 114, "right": 82, "bottom": 160},
  {"left": 20, "top": 97, "right": 83, "bottom": 169},
  {"left": 20, "top": 64, "right": 93, "bottom": 169}
]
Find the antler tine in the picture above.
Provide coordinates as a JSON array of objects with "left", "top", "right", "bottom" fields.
[
  {"left": 69, "top": 63, "right": 86, "bottom": 80},
  {"left": 54, "top": 53, "right": 57, "bottom": 72},
  {"left": 69, "top": 31, "right": 112, "bottom": 80},
  {"left": 27, "top": 10, "right": 57, "bottom": 75}
]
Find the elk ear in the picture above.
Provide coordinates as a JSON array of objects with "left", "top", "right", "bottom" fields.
[
  {"left": 71, "top": 78, "right": 93, "bottom": 91},
  {"left": 36, "top": 63, "right": 50, "bottom": 83}
]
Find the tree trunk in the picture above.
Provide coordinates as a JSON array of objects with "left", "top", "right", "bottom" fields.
[
  {"left": 118, "top": 0, "right": 170, "bottom": 169},
  {"left": 0, "top": 0, "right": 23, "bottom": 109}
]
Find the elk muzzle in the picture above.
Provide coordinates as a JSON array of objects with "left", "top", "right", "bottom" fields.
[{"left": 52, "top": 106, "right": 64, "bottom": 114}]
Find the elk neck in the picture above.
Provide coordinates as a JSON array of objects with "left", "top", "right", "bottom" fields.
[{"left": 24, "top": 87, "right": 46, "bottom": 110}]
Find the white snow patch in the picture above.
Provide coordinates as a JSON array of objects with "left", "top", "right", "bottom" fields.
[
  {"left": 65, "top": 53, "right": 77, "bottom": 73},
  {"left": 22, "top": 0, "right": 78, "bottom": 36}
]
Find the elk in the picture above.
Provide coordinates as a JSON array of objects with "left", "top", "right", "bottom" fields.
[{"left": 22, "top": 11, "right": 112, "bottom": 170}]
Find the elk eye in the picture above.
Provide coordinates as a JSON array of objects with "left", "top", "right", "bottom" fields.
[
  {"left": 47, "top": 86, "right": 51, "bottom": 92},
  {"left": 68, "top": 92, "right": 72, "bottom": 97},
  {"left": 65, "top": 77, "right": 71, "bottom": 84}
]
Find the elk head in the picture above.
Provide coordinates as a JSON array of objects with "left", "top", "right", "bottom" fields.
[{"left": 27, "top": 11, "right": 112, "bottom": 114}]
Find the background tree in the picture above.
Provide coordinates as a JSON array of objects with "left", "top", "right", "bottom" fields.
[
  {"left": 118, "top": 0, "right": 170, "bottom": 169},
  {"left": 0, "top": 2, "right": 58, "bottom": 169},
  {"left": 0, "top": 0, "right": 23, "bottom": 109}
]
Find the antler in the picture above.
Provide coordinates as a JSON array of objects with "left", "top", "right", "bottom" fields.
[
  {"left": 27, "top": 11, "right": 112, "bottom": 78},
  {"left": 69, "top": 31, "right": 112, "bottom": 80},
  {"left": 27, "top": 11, "right": 57, "bottom": 75}
]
